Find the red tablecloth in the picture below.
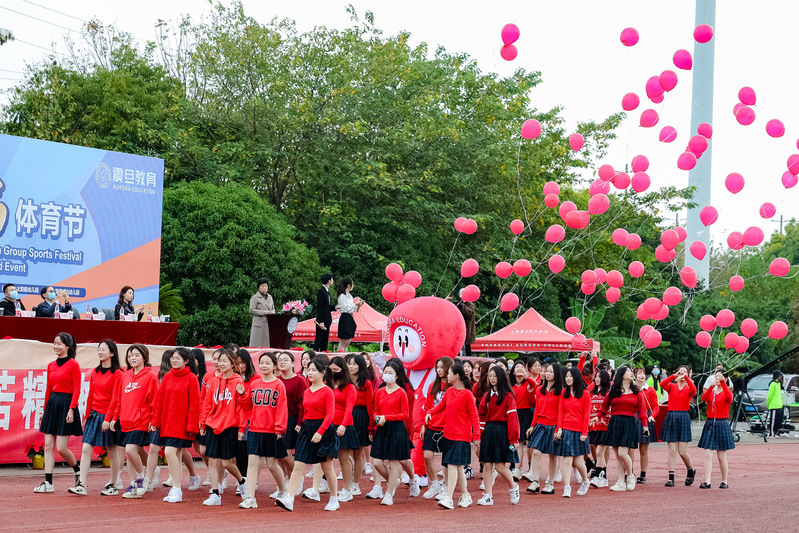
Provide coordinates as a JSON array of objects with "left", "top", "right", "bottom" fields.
[{"left": 1, "top": 316, "right": 179, "bottom": 345}]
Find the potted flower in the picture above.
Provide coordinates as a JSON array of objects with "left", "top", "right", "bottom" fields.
[
  {"left": 282, "top": 300, "right": 309, "bottom": 316},
  {"left": 26, "top": 440, "right": 44, "bottom": 469},
  {"left": 94, "top": 446, "right": 110, "bottom": 467}
]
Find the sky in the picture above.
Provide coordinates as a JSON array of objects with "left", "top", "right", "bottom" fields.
[{"left": 2, "top": 0, "right": 798, "bottom": 248}]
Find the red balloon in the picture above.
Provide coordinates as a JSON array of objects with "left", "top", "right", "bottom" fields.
[
  {"left": 673, "top": 49, "right": 693, "bottom": 70},
  {"left": 622, "top": 92, "right": 640, "bottom": 111},
  {"left": 510, "top": 219, "right": 524, "bottom": 235},
  {"left": 548, "top": 254, "right": 565, "bottom": 274},
  {"left": 454, "top": 217, "right": 467, "bottom": 232},
  {"left": 631, "top": 155, "right": 649, "bottom": 173},
  {"left": 462, "top": 218, "right": 477, "bottom": 235},
  {"left": 642, "top": 329, "right": 662, "bottom": 349},
  {"left": 461, "top": 284, "right": 481, "bottom": 303},
  {"left": 741, "top": 318, "right": 758, "bottom": 338},
  {"left": 543, "top": 181, "right": 560, "bottom": 196},
  {"left": 513, "top": 259, "right": 532, "bottom": 277},
  {"left": 655, "top": 245, "right": 673, "bottom": 263},
  {"left": 727, "top": 232, "right": 744, "bottom": 250},
  {"left": 716, "top": 309, "right": 735, "bottom": 328},
  {"left": 639, "top": 325, "right": 654, "bottom": 339},
  {"left": 545, "top": 224, "right": 566, "bottom": 243},
  {"left": 735, "top": 336, "right": 750, "bottom": 354},
  {"left": 725, "top": 172, "right": 745, "bottom": 194},
  {"left": 694, "top": 24, "right": 714, "bottom": 43},
  {"left": 769, "top": 321, "right": 788, "bottom": 340},
  {"left": 606, "top": 270, "right": 624, "bottom": 288},
  {"left": 611, "top": 228, "right": 629, "bottom": 246},
  {"left": 382, "top": 282, "right": 399, "bottom": 302},
  {"left": 690, "top": 241, "right": 707, "bottom": 260},
  {"left": 663, "top": 287, "right": 683, "bottom": 306},
  {"left": 661, "top": 229, "right": 679, "bottom": 250},
  {"left": 495, "top": 261, "right": 513, "bottom": 279},
  {"left": 589, "top": 179, "right": 610, "bottom": 196},
  {"left": 564, "top": 210, "right": 590, "bottom": 230},
  {"left": 699, "top": 315, "right": 716, "bottom": 331},
  {"left": 674, "top": 226, "right": 687, "bottom": 242},
  {"left": 581, "top": 270, "right": 598, "bottom": 285},
  {"left": 644, "top": 297, "right": 662, "bottom": 315},
  {"left": 544, "top": 193, "right": 560, "bottom": 208},
  {"left": 680, "top": 266, "right": 697, "bottom": 288},
  {"left": 385, "top": 262, "right": 404, "bottom": 282},
  {"left": 565, "top": 317, "right": 581, "bottom": 334},
  {"left": 402, "top": 270, "right": 422, "bottom": 288},
  {"left": 729, "top": 275, "right": 744, "bottom": 291},
  {"left": 500, "top": 44, "right": 518, "bottom": 61},
  {"left": 606, "top": 287, "right": 621, "bottom": 304},
  {"left": 569, "top": 133, "right": 585, "bottom": 151},
  {"left": 559, "top": 201, "right": 577, "bottom": 220},
  {"left": 769, "top": 257, "right": 790, "bottom": 277},
  {"left": 626, "top": 233, "right": 642, "bottom": 251},
  {"left": 500, "top": 293, "right": 519, "bottom": 312},
  {"left": 612, "top": 171, "right": 631, "bottom": 190},
  {"left": 743, "top": 226, "right": 764, "bottom": 247},
  {"left": 688, "top": 135, "right": 709, "bottom": 154},
  {"left": 620, "top": 27, "right": 639, "bottom": 46},
  {"left": 636, "top": 304, "right": 650, "bottom": 321},
  {"left": 521, "top": 119, "right": 541, "bottom": 139},
  {"left": 598, "top": 164, "right": 615, "bottom": 181},
  {"left": 588, "top": 194, "right": 610, "bottom": 215},
  {"left": 460, "top": 259, "right": 479, "bottom": 277},
  {"left": 581, "top": 283, "right": 596, "bottom": 295},
  {"left": 724, "top": 333, "right": 739, "bottom": 349},
  {"left": 397, "top": 283, "right": 416, "bottom": 303},
  {"left": 696, "top": 331, "right": 712, "bottom": 349},
  {"left": 700, "top": 206, "right": 718, "bottom": 226},
  {"left": 631, "top": 172, "right": 650, "bottom": 193},
  {"left": 653, "top": 304, "right": 670, "bottom": 321},
  {"left": 501, "top": 23, "right": 520, "bottom": 45},
  {"left": 628, "top": 261, "right": 644, "bottom": 278},
  {"left": 594, "top": 268, "right": 607, "bottom": 284}
]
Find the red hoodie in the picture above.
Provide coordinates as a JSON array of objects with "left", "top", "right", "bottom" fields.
[
  {"left": 238, "top": 376, "right": 288, "bottom": 434},
  {"left": 201, "top": 373, "right": 247, "bottom": 433},
  {"left": 106, "top": 366, "right": 158, "bottom": 432},
  {"left": 151, "top": 366, "right": 201, "bottom": 440},
  {"left": 426, "top": 387, "right": 480, "bottom": 443},
  {"left": 84, "top": 367, "right": 122, "bottom": 418},
  {"left": 45, "top": 358, "right": 81, "bottom": 409}
]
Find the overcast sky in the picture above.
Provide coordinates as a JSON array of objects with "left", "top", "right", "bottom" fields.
[{"left": 2, "top": 0, "right": 798, "bottom": 246}]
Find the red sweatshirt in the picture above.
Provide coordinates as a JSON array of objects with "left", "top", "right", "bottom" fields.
[
  {"left": 531, "top": 385, "right": 560, "bottom": 427},
  {"left": 278, "top": 374, "right": 308, "bottom": 421},
  {"left": 600, "top": 392, "right": 647, "bottom": 427},
  {"left": 589, "top": 392, "right": 610, "bottom": 431},
  {"left": 512, "top": 378, "right": 536, "bottom": 409},
  {"left": 84, "top": 367, "right": 121, "bottom": 417},
  {"left": 660, "top": 375, "right": 696, "bottom": 411},
  {"left": 640, "top": 385, "right": 660, "bottom": 417},
  {"left": 427, "top": 387, "right": 481, "bottom": 443},
  {"left": 374, "top": 386, "right": 409, "bottom": 421},
  {"left": 45, "top": 358, "right": 81, "bottom": 408},
  {"left": 106, "top": 367, "right": 158, "bottom": 432},
  {"left": 201, "top": 373, "right": 247, "bottom": 433},
  {"left": 478, "top": 392, "right": 521, "bottom": 443},
  {"left": 238, "top": 377, "right": 288, "bottom": 434},
  {"left": 300, "top": 386, "right": 335, "bottom": 433},
  {"left": 151, "top": 366, "right": 201, "bottom": 440},
  {"left": 333, "top": 384, "right": 357, "bottom": 426},
  {"left": 556, "top": 391, "right": 591, "bottom": 436},
  {"left": 702, "top": 381, "right": 733, "bottom": 419},
  {"left": 423, "top": 382, "right": 448, "bottom": 431}
]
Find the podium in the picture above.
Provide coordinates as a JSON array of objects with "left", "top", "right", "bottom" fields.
[{"left": 267, "top": 313, "right": 299, "bottom": 349}]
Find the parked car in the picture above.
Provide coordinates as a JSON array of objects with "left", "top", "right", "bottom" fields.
[{"left": 740, "top": 373, "right": 799, "bottom": 418}]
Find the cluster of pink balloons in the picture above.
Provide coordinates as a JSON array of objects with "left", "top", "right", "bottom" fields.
[
  {"left": 725, "top": 226, "right": 765, "bottom": 250},
  {"left": 495, "top": 259, "right": 532, "bottom": 279},
  {"left": 453, "top": 217, "right": 478, "bottom": 234},
  {"left": 382, "top": 263, "right": 422, "bottom": 304},
  {"left": 733, "top": 87, "right": 756, "bottom": 126},
  {"left": 676, "top": 122, "right": 713, "bottom": 171},
  {"left": 500, "top": 23, "right": 519, "bottom": 61},
  {"left": 655, "top": 226, "right": 688, "bottom": 263},
  {"left": 611, "top": 228, "right": 642, "bottom": 250},
  {"left": 696, "top": 310, "right": 787, "bottom": 350}
]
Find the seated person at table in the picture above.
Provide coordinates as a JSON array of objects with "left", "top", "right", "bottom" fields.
[
  {"left": 114, "top": 285, "right": 145, "bottom": 321},
  {"left": 34, "top": 286, "right": 73, "bottom": 317},
  {"left": 1, "top": 283, "right": 26, "bottom": 316}
]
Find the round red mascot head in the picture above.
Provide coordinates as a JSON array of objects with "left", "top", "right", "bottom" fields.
[{"left": 387, "top": 296, "right": 466, "bottom": 371}]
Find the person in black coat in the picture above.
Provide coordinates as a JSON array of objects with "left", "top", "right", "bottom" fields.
[
  {"left": 34, "top": 286, "right": 73, "bottom": 317},
  {"left": 1, "top": 283, "right": 26, "bottom": 316},
  {"left": 313, "top": 273, "right": 336, "bottom": 352}
]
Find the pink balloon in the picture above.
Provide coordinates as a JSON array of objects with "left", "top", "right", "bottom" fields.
[
  {"left": 622, "top": 92, "right": 640, "bottom": 111},
  {"left": 741, "top": 318, "right": 758, "bottom": 338},
  {"left": 760, "top": 202, "right": 776, "bottom": 218},
  {"left": 674, "top": 226, "right": 687, "bottom": 242},
  {"left": 521, "top": 118, "right": 541, "bottom": 139},
  {"left": 640, "top": 109, "right": 659, "bottom": 128},
  {"left": 639, "top": 325, "right": 654, "bottom": 339},
  {"left": 495, "top": 261, "right": 513, "bottom": 279},
  {"left": 727, "top": 231, "right": 744, "bottom": 250},
  {"left": 690, "top": 241, "right": 707, "bottom": 261},
  {"left": 500, "top": 292, "right": 519, "bottom": 312},
  {"left": 564, "top": 210, "right": 590, "bottom": 230},
  {"left": 598, "top": 164, "right": 615, "bottom": 181},
  {"left": 565, "top": 316, "right": 582, "bottom": 334},
  {"left": 606, "top": 270, "right": 624, "bottom": 288},
  {"left": 385, "top": 262, "right": 404, "bottom": 282},
  {"left": 659, "top": 126, "right": 677, "bottom": 143},
  {"left": 545, "top": 224, "right": 566, "bottom": 243},
  {"left": 631, "top": 155, "right": 649, "bottom": 173},
  {"left": 769, "top": 257, "right": 790, "bottom": 277},
  {"left": 397, "top": 283, "right": 416, "bottom": 303},
  {"left": 729, "top": 275, "right": 744, "bottom": 291},
  {"left": 513, "top": 259, "right": 532, "bottom": 277},
  {"left": 461, "top": 284, "right": 481, "bottom": 302},
  {"left": 402, "top": 270, "right": 422, "bottom": 288},
  {"left": 694, "top": 24, "right": 714, "bottom": 43},
  {"left": 696, "top": 331, "right": 712, "bottom": 349},
  {"left": 636, "top": 304, "right": 650, "bottom": 321},
  {"left": 673, "top": 49, "right": 693, "bottom": 70},
  {"left": 545, "top": 193, "right": 560, "bottom": 207},
  {"left": 589, "top": 179, "right": 611, "bottom": 196},
  {"left": 724, "top": 333, "right": 739, "bottom": 350},
  {"left": 766, "top": 119, "right": 785, "bottom": 138},
  {"left": 659, "top": 70, "right": 678, "bottom": 91},
  {"left": 628, "top": 261, "right": 645, "bottom": 278},
  {"left": 663, "top": 286, "right": 683, "bottom": 306},
  {"left": 569, "top": 133, "right": 585, "bottom": 151},
  {"left": 462, "top": 219, "right": 477, "bottom": 234},
  {"left": 716, "top": 309, "right": 735, "bottom": 328},
  {"left": 594, "top": 268, "right": 607, "bottom": 284},
  {"left": 642, "top": 329, "right": 662, "bottom": 349},
  {"left": 611, "top": 228, "right": 629, "bottom": 246},
  {"left": 787, "top": 154, "right": 799, "bottom": 175},
  {"left": 725, "top": 172, "right": 745, "bottom": 194},
  {"left": 783, "top": 171, "right": 799, "bottom": 189},
  {"left": 543, "top": 181, "right": 560, "bottom": 196},
  {"left": 559, "top": 201, "right": 577, "bottom": 220},
  {"left": 580, "top": 283, "right": 596, "bottom": 295},
  {"left": 643, "top": 297, "right": 662, "bottom": 315},
  {"left": 769, "top": 321, "right": 788, "bottom": 340},
  {"left": 626, "top": 233, "right": 642, "bottom": 250},
  {"left": 732, "top": 102, "right": 746, "bottom": 117},
  {"left": 743, "top": 226, "right": 764, "bottom": 247},
  {"left": 700, "top": 206, "right": 718, "bottom": 226},
  {"left": 699, "top": 315, "right": 716, "bottom": 331},
  {"left": 631, "top": 172, "right": 650, "bottom": 193},
  {"left": 646, "top": 76, "right": 665, "bottom": 100},
  {"left": 680, "top": 266, "right": 697, "bottom": 288},
  {"left": 655, "top": 245, "right": 673, "bottom": 263},
  {"left": 688, "top": 135, "right": 709, "bottom": 154},
  {"left": 510, "top": 219, "right": 524, "bottom": 235},
  {"left": 500, "top": 44, "right": 518, "bottom": 61},
  {"left": 620, "top": 27, "right": 639, "bottom": 46},
  {"left": 612, "top": 171, "right": 631, "bottom": 190},
  {"left": 650, "top": 94, "right": 664, "bottom": 105},
  {"left": 588, "top": 194, "right": 610, "bottom": 215},
  {"left": 661, "top": 229, "right": 679, "bottom": 251},
  {"left": 653, "top": 304, "right": 670, "bottom": 321},
  {"left": 501, "top": 23, "right": 520, "bottom": 45},
  {"left": 460, "top": 258, "right": 479, "bottom": 277},
  {"left": 454, "top": 217, "right": 467, "bottom": 232},
  {"left": 735, "top": 105, "right": 756, "bottom": 126},
  {"left": 738, "top": 86, "right": 756, "bottom": 106},
  {"left": 677, "top": 152, "right": 697, "bottom": 170},
  {"left": 698, "top": 123, "right": 713, "bottom": 138},
  {"left": 548, "top": 254, "right": 565, "bottom": 274},
  {"left": 606, "top": 287, "right": 621, "bottom": 304},
  {"left": 382, "top": 282, "right": 399, "bottom": 302},
  {"left": 735, "top": 336, "right": 749, "bottom": 354}
]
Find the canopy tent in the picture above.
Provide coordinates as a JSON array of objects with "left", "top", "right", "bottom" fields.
[
  {"left": 471, "top": 307, "right": 599, "bottom": 354},
  {"left": 292, "top": 302, "right": 389, "bottom": 344}
]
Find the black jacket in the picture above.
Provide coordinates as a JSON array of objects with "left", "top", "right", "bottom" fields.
[
  {"left": 315, "top": 287, "right": 335, "bottom": 325},
  {"left": 0, "top": 298, "right": 25, "bottom": 316}
]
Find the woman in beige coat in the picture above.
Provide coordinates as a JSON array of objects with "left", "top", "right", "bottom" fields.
[{"left": 249, "top": 277, "right": 275, "bottom": 347}]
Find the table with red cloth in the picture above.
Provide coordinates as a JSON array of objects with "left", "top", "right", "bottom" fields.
[{"left": 1, "top": 316, "right": 178, "bottom": 345}]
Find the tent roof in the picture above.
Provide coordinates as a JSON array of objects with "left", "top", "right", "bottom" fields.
[
  {"left": 471, "top": 307, "right": 596, "bottom": 353},
  {"left": 292, "top": 302, "right": 388, "bottom": 343}
]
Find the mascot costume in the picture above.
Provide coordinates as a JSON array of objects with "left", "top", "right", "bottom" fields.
[{"left": 387, "top": 296, "right": 466, "bottom": 478}]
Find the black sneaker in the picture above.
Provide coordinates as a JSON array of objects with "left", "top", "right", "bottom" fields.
[
  {"left": 699, "top": 482, "right": 711, "bottom": 489},
  {"left": 719, "top": 482, "right": 728, "bottom": 489},
  {"left": 665, "top": 480, "right": 675, "bottom": 487},
  {"left": 685, "top": 468, "right": 696, "bottom": 486},
  {"left": 636, "top": 475, "right": 646, "bottom": 484}
]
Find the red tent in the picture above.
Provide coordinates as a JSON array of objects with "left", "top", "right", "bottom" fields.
[
  {"left": 471, "top": 308, "right": 598, "bottom": 354},
  {"left": 292, "top": 302, "right": 389, "bottom": 344}
]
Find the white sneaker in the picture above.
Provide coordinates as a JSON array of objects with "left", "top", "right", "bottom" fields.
[
  {"left": 479, "top": 480, "right": 485, "bottom": 490},
  {"left": 409, "top": 476, "right": 420, "bottom": 497},
  {"left": 597, "top": 475, "right": 608, "bottom": 488},
  {"left": 573, "top": 468, "right": 582, "bottom": 484},
  {"left": 541, "top": 483, "right": 555, "bottom": 495},
  {"left": 435, "top": 484, "right": 448, "bottom": 500},
  {"left": 350, "top": 484, "right": 361, "bottom": 496},
  {"left": 295, "top": 477, "right": 304, "bottom": 496},
  {"left": 418, "top": 474, "right": 429, "bottom": 487},
  {"left": 269, "top": 489, "right": 281, "bottom": 499},
  {"left": 512, "top": 468, "right": 523, "bottom": 481},
  {"left": 34, "top": 481, "right": 54, "bottom": 493},
  {"left": 477, "top": 493, "right": 493, "bottom": 506},
  {"left": 324, "top": 497, "right": 339, "bottom": 511},
  {"left": 68, "top": 483, "right": 87, "bottom": 496},
  {"left": 318, "top": 479, "right": 329, "bottom": 493},
  {"left": 162, "top": 475, "right": 173, "bottom": 487},
  {"left": 305, "top": 469, "right": 314, "bottom": 478},
  {"left": 457, "top": 493, "right": 473, "bottom": 508},
  {"left": 337, "top": 489, "right": 353, "bottom": 502},
  {"left": 239, "top": 496, "right": 257, "bottom": 509},
  {"left": 380, "top": 492, "right": 394, "bottom": 506},
  {"left": 590, "top": 476, "right": 600, "bottom": 488},
  {"left": 101, "top": 483, "right": 119, "bottom": 496},
  {"left": 577, "top": 481, "right": 590, "bottom": 496},
  {"left": 553, "top": 470, "right": 562, "bottom": 483},
  {"left": 163, "top": 487, "right": 182, "bottom": 503},
  {"left": 365, "top": 486, "right": 383, "bottom": 499},
  {"left": 522, "top": 469, "right": 535, "bottom": 482},
  {"left": 562, "top": 485, "right": 572, "bottom": 498},
  {"left": 509, "top": 483, "right": 520, "bottom": 504},
  {"left": 221, "top": 475, "right": 228, "bottom": 490},
  {"left": 336, "top": 472, "right": 343, "bottom": 480},
  {"left": 610, "top": 479, "right": 627, "bottom": 492},
  {"left": 203, "top": 493, "right": 222, "bottom": 505},
  {"left": 364, "top": 463, "right": 373, "bottom": 475},
  {"left": 438, "top": 495, "right": 454, "bottom": 509},
  {"left": 188, "top": 475, "right": 201, "bottom": 491},
  {"left": 133, "top": 477, "right": 147, "bottom": 497},
  {"left": 302, "top": 488, "right": 321, "bottom": 501},
  {"left": 148, "top": 466, "right": 161, "bottom": 491},
  {"left": 202, "top": 473, "right": 211, "bottom": 486},
  {"left": 423, "top": 481, "right": 441, "bottom": 499},
  {"left": 626, "top": 475, "right": 636, "bottom": 491},
  {"left": 115, "top": 474, "right": 124, "bottom": 490},
  {"left": 400, "top": 472, "right": 410, "bottom": 484},
  {"left": 526, "top": 480, "right": 540, "bottom": 493},
  {"left": 238, "top": 479, "right": 248, "bottom": 500},
  {"left": 275, "top": 494, "right": 294, "bottom": 511}
]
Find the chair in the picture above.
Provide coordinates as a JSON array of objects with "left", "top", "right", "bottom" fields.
[{"left": 92, "top": 307, "right": 118, "bottom": 320}]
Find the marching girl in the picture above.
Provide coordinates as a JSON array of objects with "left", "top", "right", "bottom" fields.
[
  {"left": 698, "top": 370, "right": 734, "bottom": 489},
  {"left": 525, "top": 362, "right": 562, "bottom": 495},
  {"left": 634, "top": 367, "right": 659, "bottom": 484},
  {"left": 421, "top": 356, "right": 454, "bottom": 499},
  {"left": 345, "top": 353, "right": 374, "bottom": 496},
  {"left": 659, "top": 366, "right": 697, "bottom": 487},
  {"left": 143, "top": 350, "right": 173, "bottom": 493},
  {"left": 370, "top": 360, "right": 419, "bottom": 505},
  {"left": 277, "top": 350, "right": 308, "bottom": 483},
  {"left": 476, "top": 366, "right": 521, "bottom": 506},
  {"left": 162, "top": 349, "right": 202, "bottom": 492},
  {"left": 200, "top": 348, "right": 248, "bottom": 506},
  {"left": 276, "top": 357, "right": 340, "bottom": 512},
  {"left": 236, "top": 351, "right": 289, "bottom": 508},
  {"left": 300, "top": 350, "right": 313, "bottom": 381},
  {"left": 107, "top": 344, "right": 158, "bottom": 498},
  {"left": 361, "top": 352, "right": 380, "bottom": 477},
  {"left": 35, "top": 333, "right": 83, "bottom": 494},
  {"left": 69, "top": 339, "right": 123, "bottom": 496},
  {"left": 588, "top": 369, "right": 611, "bottom": 488},
  {"left": 425, "top": 364, "right": 481, "bottom": 510},
  {"left": 233, "top": 349, "right": 257, "bottom": 484},
  {"left": 554, "top": 367, "right": 591, "bottom": 498},
  {"left": 149, "top": 347, "right": 201, "bottom": 503},
  {"left": 472, "top": 360, "right": 483, "bottom": 387},
  {"left": 510, "top": 362, "right": 535, "bottom": 480},
  {"left": 461, "top": 360, "right": 474, "bottom": 384},
  {"left": 599, "top": 366, "right": 648, "bottom": 492},
  {"left": 469, "top": 360, "right": 494, "bottom": 480},
  {"left": 326, "top": 356, "right": 359, "bottom": 502}
]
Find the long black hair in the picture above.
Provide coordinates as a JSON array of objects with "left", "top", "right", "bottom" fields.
[
  {"left": 95, "top": 338, "right": 121, "bottom": 372},
  {"left": 562, "top": 366, "right": 586, "bottom": 399},
  {"left": 450, "top": 363, "right": 470, "bottom": 388},
  {"left": 430, "top": 356, "right": 454, "bottom": 399},
  {"left": 608, "top": 366, "right": 639, "bottom": 400},
  {"left": 158, "top": 349, "right": 174, "bottom": 381},
  {"left": 309, "top": 356, "right": 333, "bottom": 385},
  {"left": 56, "top": 332, "right": 77, "bottom": 359},
  {"left": 593, "top": 369, "right": 611, "bottom": 397},
  {"left": 236, "top": 349, "right": 256, "bottom": 382},
  {"left": 539, "top": 362, "right": 563, "bottom": 396},
  {"left": 485, "top": 365, "right": 515, "bottom": 406},
  {"left": 382, "top": 359, "right": 411, "bottom": 390},
  {"left": 329, "top": 356, "right": 352, "bottom": 390},
  {"left": 191, "top": 348, "right": 207, "bottom": 379},
  {"left": 345, "top": 353, "right": 369, "bottom": 390}
]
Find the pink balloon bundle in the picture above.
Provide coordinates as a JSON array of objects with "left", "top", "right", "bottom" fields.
[
  {"left": 501, "top": 23, "right": 520, "bottom": 45},
  {"left": 460, "top": 258, "right": 479, "bottom": 277},
  {"left": 673, "top": 49, "right": 693, "bottom": 70},
  {"left": 500, "top": 292, "right": 519, "bottom": 312},
  {"left": 694, "top": 24, "right": 714, "bottom": 43},
  {"left": 382, "top": 263, "right": 423, "bottom": 303},
  {"left": 454, "top": 217, "right": 477, "bottom": 234},
  {"left": 521, "top": 119, "right": 541, "bottom": 139},
  {"left": 620, "top": 27, "right": 639, "bottom": 46}
]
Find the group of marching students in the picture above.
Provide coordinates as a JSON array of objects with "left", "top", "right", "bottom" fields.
[{"left": 35, "top": 332, "right": 736, "bottom": 513}]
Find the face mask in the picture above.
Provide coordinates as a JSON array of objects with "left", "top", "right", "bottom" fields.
[
  {"left": 383, "top": 374, "right": 396, "bottom": 384},
  {"left": 9, "top": 291, "right": 18, "bottom": 300},
  {"left": 652, "top": 369, "right": 660, "bottom": 376},
  {"left": 48, "top": 291, "right": 57, "bottom": 300}
]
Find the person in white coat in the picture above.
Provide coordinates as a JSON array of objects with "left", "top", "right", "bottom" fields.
[
  {"left": 249, "top": 277, "right": 275, "bottom": 347},
  {"left": 335, "top": 277, "right": 363, "bottom": 352}
]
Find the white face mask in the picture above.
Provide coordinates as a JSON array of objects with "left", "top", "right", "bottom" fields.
[{"left": 383, "top": 374, "right": 396, "bottom": 384}]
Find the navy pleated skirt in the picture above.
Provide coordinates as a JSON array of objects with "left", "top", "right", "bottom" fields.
[
  {"left": 528, "top": 423, "right": 557, "bottom": 455},
  {"left": 82, "top": 410, "right": 118, "bottom": 447},
  {"left": 247, "top": 431, "right": 288, "bottom": 458},
  {"left": 605, "top": 415, "right": 639, "bottom": 449},
  {"left": 121, "top": 430, "right": 150, "bottom": 447},
  {"left": 479, "top": 422, "right": 516, "bottom": 464},
  {"left": 149, "top": 428, "right": 164, "bottom": 446},
  {"left": 294, "top": 419, "right": 339, "bottom": 464},
  {"left": 371, "top": 420, "right": 413, "bottom": 461},
  {"left": 352, "top": 406, "right": 370, "bottom": 447},
  {"left": 555, "top": 429, "right": 590, "bottom": 457},
  {"left": 338, "top": 425, "right": 362, "bottom": 450},
  {"left": 638, "top": 417, "right": 658, "bottom": 444},
  {"left": 422, "top": 429, "right": 444, "bottom": 453},
  {"left": 517, "top": 409, "right": 533, "bottom": 438},
  {"left": 40, "top": 392, "right": 83, "bottom": 437},
  {"left": 698, "top": 418, "right": 735, "bottom": 451},
  {"left": 659, "top": 410, "right": 692, "bottom": 442},
  {"left": 162, "top": 437, "right": 194, "bottom": 449},
  {"left": 284, "top": 415, "right": 299, "bottom": 450},
  {"left": 588, "top": 429, "right": 608, "bottom": 446},
  {"left": 205, "top": 427, "right": 239, "bottom": 459},
  {"left": 441, "top": 438, "right": 471, "bottom": 466}
]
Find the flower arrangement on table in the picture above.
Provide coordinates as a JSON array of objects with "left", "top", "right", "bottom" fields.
[
  {"left": 94, "top": 446, "right": 110, "bottom": 467},
  {"left": 282, "top": 300, "right": 310, "bottom": 316},
  {"left": 26, "top": 439, "right": 44, "bottom": 469}
]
